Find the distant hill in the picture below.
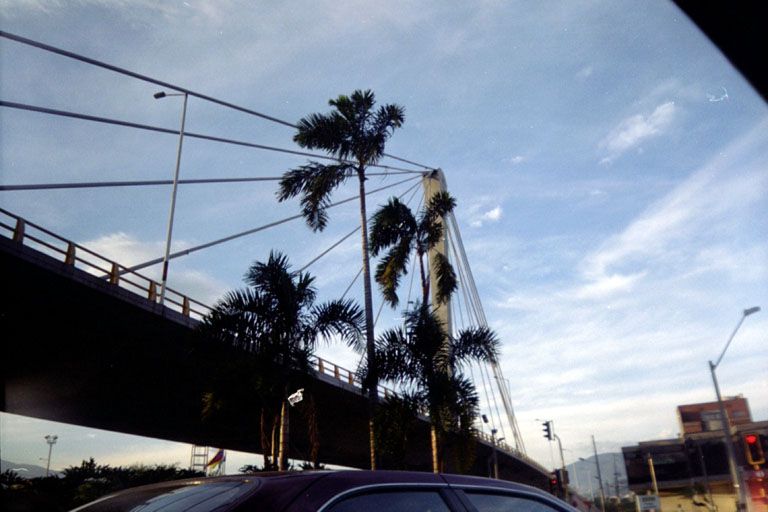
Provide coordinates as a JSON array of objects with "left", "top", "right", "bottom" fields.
[
  {"left": 1, "top": 459, "right": 61, "bottom": 478},
  {"left": 566, "top": 452, "right": 629, "bottom": 498}
]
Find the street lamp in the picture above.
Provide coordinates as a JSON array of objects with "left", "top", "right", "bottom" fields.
[
  {"left": 709, "top": 306, "right": 760, "bottom": 511},
  {"left": 44, "top": 434, "right": 58, "bottom": 476},
  {"left": 153, "top": 90, "right": 189, "bottom": 306}
]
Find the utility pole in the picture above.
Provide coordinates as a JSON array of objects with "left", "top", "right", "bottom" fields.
[{"left": 592, "top": 435, "right": 607, "bottom": 512}]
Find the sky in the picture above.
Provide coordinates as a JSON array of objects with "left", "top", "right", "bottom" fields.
[{"left": 1, "top": 0, "right": 766, "bottom": 475}]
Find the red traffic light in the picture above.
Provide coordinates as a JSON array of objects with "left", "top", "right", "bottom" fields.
[{"left": 742, "top": 432, "right": 765, "bottom": 466}]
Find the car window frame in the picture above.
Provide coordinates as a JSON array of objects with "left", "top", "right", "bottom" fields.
[
  {"left": 316, "top": 482, "right": 468, "bottom": 512},
  {"left": 449, "top": 485, "right": 575, "bottom": 512}
]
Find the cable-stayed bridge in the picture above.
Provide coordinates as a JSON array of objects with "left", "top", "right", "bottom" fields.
[{"left": 0, "top": 31, "right": 548, "bottom": 484}]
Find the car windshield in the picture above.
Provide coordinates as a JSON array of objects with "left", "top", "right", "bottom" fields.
[{"left": 0, "top": 1, "right": 765, "bottom": 511}]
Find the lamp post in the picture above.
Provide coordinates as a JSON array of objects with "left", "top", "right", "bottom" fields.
[
  {"left": 44, "top": 434, "right": 58, "bottom": 476},
  {"left": 153, "top": 90, "right": 188, "bottom": 306},
  {"left": 709, "top": 306, "right": 760, "bottom": 512}
]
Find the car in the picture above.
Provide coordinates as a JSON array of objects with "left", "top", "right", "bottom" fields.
[{"left": 70, "top": 470, "right": 577, "bottom": 512}]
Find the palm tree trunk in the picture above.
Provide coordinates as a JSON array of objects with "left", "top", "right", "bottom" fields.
[
  {"left": 278, "top": 399, "right": 289, "bottom": 471},
  {"left": 260, "top": 409, "right": 271, "bottom": 469},
  {"left": 418, "top": 253, "right": 429, "bottom": 305},
  {"left": 357, "top": 167, "right": 378, "bottom": 470},
  {"left": 271, "top": 413, "right": 279, "bottom": 469},
  {"left": 431, "top": 424, "right": 440, "bottom": 473},
  {"left": 307, "top": 395, "right": 320, "bottom": 468}
]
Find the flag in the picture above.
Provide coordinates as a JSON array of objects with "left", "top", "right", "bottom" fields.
[{"left": 206, "top": 449, "right": 226, "bottom": 470}]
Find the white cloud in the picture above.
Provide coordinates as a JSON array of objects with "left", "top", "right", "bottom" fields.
[
  {"left": 509, "top": 155, "right": 525, "bottom": 165},
  {"left": 586, "top": 126, "right": 767, "bottom": 279},
  {"left": 483, "top": 206, "right": 502, "bottom": 221},
  {"left": 470, "top": 205, "right": 503, "bottom": 227},
  {"left": 81, "top": 232, "right": 227, "bottom": 306},
  {"left": 574, "top": 272, "right": 645, "bottom": 300},
  {"left": 599, "top": 101, "right": 676, "bottom": 164}
]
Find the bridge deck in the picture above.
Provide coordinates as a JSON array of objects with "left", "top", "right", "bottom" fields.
[{"left": 1, "top": 224, "right": 548, "bottom": 486}]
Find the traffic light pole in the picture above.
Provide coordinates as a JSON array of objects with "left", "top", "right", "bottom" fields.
[{"left": 554, "top": 433, "right": 569, "bottom": 502}]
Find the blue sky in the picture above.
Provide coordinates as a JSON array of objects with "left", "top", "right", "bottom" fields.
[{"left": 1, "top": 0, "right": 766, "bottom": 473}]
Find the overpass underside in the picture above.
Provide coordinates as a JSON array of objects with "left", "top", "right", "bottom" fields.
[{"left": 1, "top": 236, "right": 547, "bottom": 487}]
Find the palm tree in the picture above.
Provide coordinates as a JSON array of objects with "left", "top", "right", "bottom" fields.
[
  {"left": 372, "top": 303, "right": 499, "bottom": 473},
  {"left": 369, "top": 190, "right": 457, "bottom": 308},
  {"left": 277, "top": 90, "right": 405, "bottom": 469},
  {"left": 200, "top": 251, "right": 363, "bottom": 470}
]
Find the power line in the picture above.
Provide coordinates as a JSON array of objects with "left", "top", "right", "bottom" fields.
[
  {"left": 0, "top": 101, "right": 428, "bottom": 176},
  {"left": 0, "top": 30, "right": 434, "bottom": 170}
]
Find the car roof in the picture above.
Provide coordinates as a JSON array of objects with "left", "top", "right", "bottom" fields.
[
  {"left": 75, "top": 471, "right": 562, "bottom": 512},
  {"left": 256, "top": 470, "right": 558, "bottom": 511}
]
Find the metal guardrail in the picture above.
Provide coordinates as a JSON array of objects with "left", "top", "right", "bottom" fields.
[
  {"left": 1, "top": 207, "right": 545, "bottom": 472},
  {"left": 0, "top": 207, "right": 212, "bottom": 321}
]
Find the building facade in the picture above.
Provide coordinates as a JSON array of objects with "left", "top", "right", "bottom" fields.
[{"left": 623, "top": 397, "right": 767, "bottom": 512}]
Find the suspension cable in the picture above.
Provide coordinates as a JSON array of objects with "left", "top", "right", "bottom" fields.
[
  {"left": 0, "top": 101, "right": 427, "bottom": 176},
  {"left": 298, "top": 178, "right": 422, "bottom": 274},
  {"left": 447, "top": 226, "right": 498, "bottom": 437},
  {"left": 0, "top": 171, "right": 418, "bottom": 192},
  {"left": 0, "top": 30, "right": 434, "bottom": 171},
  {"left": 124, "top": 175, "right": 420, "bottom": 273}
]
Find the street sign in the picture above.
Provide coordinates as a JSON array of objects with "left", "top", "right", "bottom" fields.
[{"left": 636, "top": 494, "right": 660, "bottom": 512}]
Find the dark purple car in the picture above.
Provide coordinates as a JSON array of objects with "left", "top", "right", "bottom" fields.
[{"left": 70, "top": 470, "right": 576, "bottom": 512}]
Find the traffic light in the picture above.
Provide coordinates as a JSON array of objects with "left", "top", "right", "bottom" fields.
[
  {"left": 549, "top": 474, "right": 558, "bottom": 494},
  {"left": 743, "top": 432, "right": 765, "bottom": 465},
  {"left": 543, "top": 421, "right": 553, "bottom": 441}
]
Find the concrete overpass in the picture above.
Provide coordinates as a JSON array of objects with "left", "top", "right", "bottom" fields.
[{"left": 0, "top": 210, "right": 550, "bottom": 487}]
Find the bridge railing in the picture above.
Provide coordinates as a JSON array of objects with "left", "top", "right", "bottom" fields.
[
  {"left": 0, "top": 208, "right": 212, "bottom": 321},
  {"left": 311, "top": 356, "right": 398, "bottom": 399},
  {"left": 474, "top": 429, "right": 550, "bottom": 474}
]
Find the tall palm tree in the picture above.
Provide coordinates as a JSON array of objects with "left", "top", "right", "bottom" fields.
[
  {"left": 372, "top": 303, "right": 499, "bottom": 473},
  {"left": 200, "top": 251, "right": 363, "bottom": 470},
  {"left": 369, "top": 190, "right": 457, "bottom": 308},
  {"left": 277, "top": 90, "right": 405, "bottom": 469}
]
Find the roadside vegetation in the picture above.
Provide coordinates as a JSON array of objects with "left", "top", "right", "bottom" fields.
[{"left": 1, "top": 459, "right": 202, "bottom": 511}]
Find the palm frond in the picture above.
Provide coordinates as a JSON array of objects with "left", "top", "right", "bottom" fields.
[
  {"left": 374, "top": 240, "right": 412, "bottom": 308},
  {"left": 432, "top": 252, "right": 457, "bottom": 305},
  {"left": 310, "top": 299, "right": 364, "bottom": 350},
  {"left": 424, "top": 191, "right": 456, "bottom": 223},
  {"left": 374, "top": 103, "right": 405, "bottom": 136},
  {"left": 294, "top": 111, "right": 349, "bottom": 156},
  {"left": 452, "top": 326, "right": 500, "bottom": 367},
  {"left": 369, "top": 197, "right": 417, "bottom": 257},
  {"left": 375, "top": 327, "right": 418, "bottom": 383},
  {"left": 277, "top": 163, "right": 353, "bottom": 231}
]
